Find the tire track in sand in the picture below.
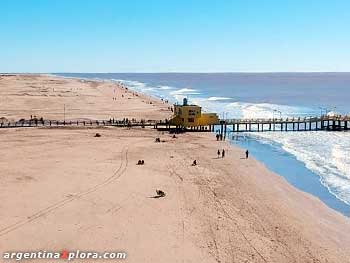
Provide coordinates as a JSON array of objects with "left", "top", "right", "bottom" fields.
[
  {"left": 164, "top": 147, "right": 186, "bottom": 263},
  {"left": 0, "top": 147, "right": 129, "bottom": 237},
  {"left": 181, "top": 141, "right": 269, "bottom": 263}
]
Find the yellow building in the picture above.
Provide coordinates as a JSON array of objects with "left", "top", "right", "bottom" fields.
[{"left": 170, "top": 98, "right": 219, "bottom": 128}]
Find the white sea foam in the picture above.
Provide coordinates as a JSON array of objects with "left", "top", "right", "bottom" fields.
[
  {"left": 207, "top": 96, "right": 232, "bottom": 101},
  {"left": 250, "top": 132, "right": 350, "bottom": 205},
  {"left": 188, "top": 98, "right": 316, "bottom": 119},
  {"left": 118, "top": 80, "right": 147, "bottom": 89},
  {"left": 157, "top": 85, "right": 174, "bottom": 90},
  {"left": 214, "top": 100, "right": 350, "bottom": 205},
  {"left": 169, "top": 88, "right": 201, "bottom": 95}
]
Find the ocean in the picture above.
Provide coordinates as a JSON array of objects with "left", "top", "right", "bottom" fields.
[{"left": 56, "top": 73, "right": 350, "bottom": 216}]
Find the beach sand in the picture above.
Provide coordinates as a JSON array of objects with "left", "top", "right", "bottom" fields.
[
  {"left": 0, "top": 74, "right": 170, "bottom": 121},
  {"left": 0, "top": 75, "right": 350, "bottom": 263}
]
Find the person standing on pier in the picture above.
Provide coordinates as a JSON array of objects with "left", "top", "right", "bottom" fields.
[{"left": 245, "top": 150, "right": 249, "bottom": 159}]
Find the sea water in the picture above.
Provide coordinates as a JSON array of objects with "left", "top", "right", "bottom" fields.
[{"left": 56, "top": 73, "right": 350, "bottom": 216}]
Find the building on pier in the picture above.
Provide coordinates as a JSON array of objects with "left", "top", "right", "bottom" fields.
[{"left": 169, "top": 98, "right": 219, "bottom": 128}]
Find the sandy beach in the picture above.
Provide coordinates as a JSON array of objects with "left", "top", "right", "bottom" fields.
[
  {"left": 0, "top": 74, "right": 171, "bottom": 122},
  {"left": 1, "top": 75, "right": 350, "bottom": 263}
]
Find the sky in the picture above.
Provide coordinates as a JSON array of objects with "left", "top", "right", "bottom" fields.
[{"left": 1, "top": 0, "right": 350, "bottom": 73}]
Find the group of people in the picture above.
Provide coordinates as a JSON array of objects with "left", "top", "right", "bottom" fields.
[
  {"left": 216, "top": 133, "right": 225, "bottom": 141},
  {"left": 137, "top": 160, "right": 145, "bottom": 165},
  {"left": 29, "top": 115, "right": 45, "bottom": 125},
  {"left": 217, "top": 149, "right": 249, "bottom": 159},
  {"left": 217, "top": 149, "right": 225, "bottom": 158},
  {"left": 108, "top": 117, "right": 132, "bottom": 124}
]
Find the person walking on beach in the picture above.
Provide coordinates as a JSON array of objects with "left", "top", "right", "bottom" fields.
[
  {"left": 245, "top": 150, "right": 249, "bottom": 159},
  {"left": 217, "top": 149, "right": 221, "bottom": 158},
  {"left": 216, "top": 134, "right": 219, "bottom": 141},
  {"left": 222, "top": 149, "right": 225, "bottom": 158}
]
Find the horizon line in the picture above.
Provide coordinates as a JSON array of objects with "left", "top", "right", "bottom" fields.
[{"left": 2, "top": 71, "right": 350, "bottom": 75}]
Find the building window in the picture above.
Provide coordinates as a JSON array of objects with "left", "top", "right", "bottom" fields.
[
  {"left": 188, "top": 109, "right": 196, "bottom": 116},
  {"left": 188, "top": 118, "right": 194, "bottom": 122}
]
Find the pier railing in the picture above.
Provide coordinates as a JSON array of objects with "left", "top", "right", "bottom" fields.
[
  {"left": 218, "top": 115, "right": 350, "bottom": 132},
  {"left": 224, "top": 115, "right": 350, "bottom": 124},
  {"left": 0, "top": 119, "right": 163, "bottom": 129}
]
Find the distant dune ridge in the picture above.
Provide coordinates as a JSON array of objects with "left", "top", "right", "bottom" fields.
[{"left": 0, "top": 74, "right": 350, "bottom": 263}]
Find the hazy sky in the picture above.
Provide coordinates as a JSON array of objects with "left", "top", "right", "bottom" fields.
[{"left": 1, "top": 0, "right": 349, "bottom": 73}]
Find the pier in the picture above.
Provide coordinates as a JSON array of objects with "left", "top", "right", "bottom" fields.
[
  {"left": 215, "top": 115, "right": 350, "bottom": 133},
  {"left": 1, "top": 115, "right": 350, "bottom": 133}
]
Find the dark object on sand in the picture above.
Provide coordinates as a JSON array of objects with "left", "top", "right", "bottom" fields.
[
  {"left": 156, "top": 189, "right": 166, "bottom": 197},
  {"left": 155, "top": 137, "right": 160, "bottom": 142},
  {"left": 94, "top": 133, "right": 101, "bottom": 137},
  {"left": 192, "top": 160, "right": 197, "bottom": 166},
  {"left": 137, "top": 160, "right": 145, "bottom": 165},
  {"left": 245, "top": 150, "right": 249, "bottom": 159}
]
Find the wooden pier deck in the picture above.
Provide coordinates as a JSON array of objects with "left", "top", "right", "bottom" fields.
[{"left": 217, "top": 115, "right": 350, "bottom": 133}]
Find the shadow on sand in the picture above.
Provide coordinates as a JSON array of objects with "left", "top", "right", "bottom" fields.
[{"left": 149, "top": 195, "right": 165, "bottom": 199}]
